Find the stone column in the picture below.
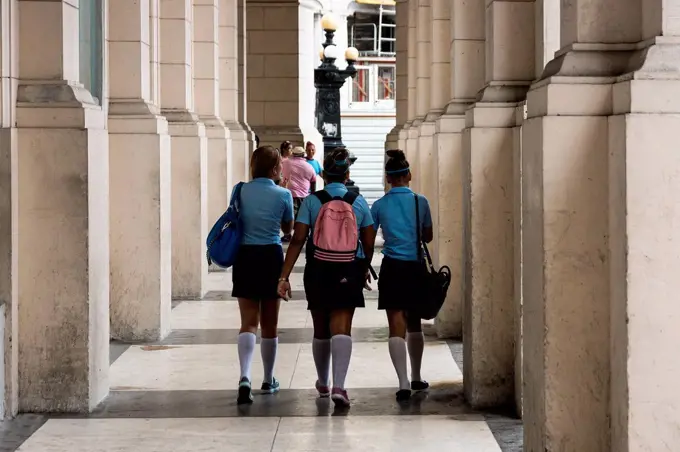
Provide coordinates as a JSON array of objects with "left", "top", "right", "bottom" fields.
[
  {"left": 511, "top": 0, "right": 559, "bottom": 419},
  {"left": 237, "top": 0, "right": 255, "bottom": 159},
  {"left": 386, "top": 0, "right": 408, "bottom": 152},
  {"left": 521, "top": 0, "right": 636, "bottom": 447},
  {"left": 108, "top": 0, "right": 171, "bottom": 342},
  {"left": 461, "top": 0, "right": 534, "bottom": 409},
  {"left": 221, "top": 0, "right": 252, "bottom": 188},
  {"left": 410, "top": 0, "right": 431, "bottom": 193},
  {"left": 194, "top": 0, "right": 231, "bottom": 230},
  {"left": 422, "top": 0, "right": 449, "bottom": 269},
  {"left": 246, "top": 0, "right": 304, "bottom": 147},
  {"left": 0, "top": 0, "right": 18, "bottom": 417},
  {"left": 297, "top": 2, "right": 323, "bottom": 152},
  {"left": 432, "top": 0, "right": 485, "bottom": 339},
  {"left": 160, "top": 0, "right": 208, "bottom": 300},
  {"left": 511, "top": 101, "right": 524, "bottom": 416},
  {"left": 610, "top": 6, "right": 680, "bottom": 446},
  {"left": 14, "top": 0, "right": 109, "bottom": 411},
  {"left": 403, "top": 0, "right": 418, "bottom": 184}
]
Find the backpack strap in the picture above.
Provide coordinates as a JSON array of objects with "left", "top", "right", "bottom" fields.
[
  {"left": 313, "top": 190, "right": 333, "bottom": 205},
  {"left": 342, "top": 191, "right": 359, "bottom": 205}
]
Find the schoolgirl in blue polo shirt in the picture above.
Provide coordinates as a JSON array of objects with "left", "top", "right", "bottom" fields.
[
  {"left": 277, "top": 147, "right": 377, "bottom": 408},
  {"left": 371, "top": 149, "right": 433, "bottom": 401},
  {"left": 232, "top": 145, "right": 294, "bottom": 405}
]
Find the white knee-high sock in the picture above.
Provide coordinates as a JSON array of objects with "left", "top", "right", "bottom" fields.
[
  {"left": 388, "top": 337, "right": 410, "bottom": 390},
  {"left": 312, "top": 338, "right": 331, "bottom": 386},
  {"left": 260, "top": 337, "right": 278, "bottom": 384},
  {"left": 407, "top": 332, "right": 425, "bottom": 382},
  {"left": 238, "top": 332, "right": 257, "bottom": 381},
  {"left": 331, "top": 334, "right": 353, "bottom": 389}
]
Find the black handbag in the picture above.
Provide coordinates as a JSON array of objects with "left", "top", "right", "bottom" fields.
[{"left": 414, "top": 193, "right": 452, "bottom": 320}]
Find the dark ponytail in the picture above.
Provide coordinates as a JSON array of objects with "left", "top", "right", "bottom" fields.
[
  {"left": 323, "top": 147, "right": 351, "bottom": 183},
  {"left": 385, "top": 149, "right": 410, "bottom": 177}
]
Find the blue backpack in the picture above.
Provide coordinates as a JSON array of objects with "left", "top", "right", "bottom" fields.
[{"left": 206, "top": 182, "right": 244, "bottom": 268}]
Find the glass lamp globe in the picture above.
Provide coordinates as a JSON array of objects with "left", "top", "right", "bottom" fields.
[
  {"left": 323, "top": 44, "right": 339, "bottom": 59},
  {"left": 345, "top": 47, "right": 359, "bottom": 61},
  {"left": 321, "top": 14, "right": 337, "bottom": 31}
]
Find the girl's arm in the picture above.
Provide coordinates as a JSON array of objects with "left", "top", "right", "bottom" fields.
[{"left": 277, "top": 222, "right": 309, "bottom": 300}]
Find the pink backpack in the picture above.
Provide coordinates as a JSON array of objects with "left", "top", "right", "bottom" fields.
[{"left": 311, "top": 190, "right": 360, "bottom": 262}]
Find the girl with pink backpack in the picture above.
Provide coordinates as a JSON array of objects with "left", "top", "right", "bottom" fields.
[{"left": 277, "top": 148, "right": 377, "bottom": 408}]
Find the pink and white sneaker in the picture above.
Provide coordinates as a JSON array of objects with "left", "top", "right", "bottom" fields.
[
  {"left": 331, "top": 387, "right": 350, "bottom": 407},
  {"left": 315, "top": 380, "right": 330, "bottom": 398}
]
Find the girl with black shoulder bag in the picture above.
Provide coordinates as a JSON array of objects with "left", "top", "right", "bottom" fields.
[{"left": 371, "top": 150, "right": 450, "bottom": 402}]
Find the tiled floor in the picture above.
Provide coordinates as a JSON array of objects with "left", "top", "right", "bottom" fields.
[{"left": 1, "top": 262, "right": 522, "bottom": 452}]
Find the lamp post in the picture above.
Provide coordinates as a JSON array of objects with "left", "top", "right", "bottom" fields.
[{"left": 315, "top": 14, "right": 360, "bottom": 192}]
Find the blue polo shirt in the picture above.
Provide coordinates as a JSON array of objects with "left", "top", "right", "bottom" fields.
[
  {"left": 232, "top": 178, "right": 294, "bottom": 246},
  {"left": 307, "top": 159, "right": 322, "bottom": 175},
  {"left": 296, "top": 182, "right": 374, "bottom": 258},
  {"left": 371, "top": 187, "right": 432, "bottom": 261}
]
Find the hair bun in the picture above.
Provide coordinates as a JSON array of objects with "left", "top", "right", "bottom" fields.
[
  {"left": 332, "top": 147, "right": 349, "bottom": 159},
  {"left": 386, "top": 149, "right": 406, "bottom": 161}
]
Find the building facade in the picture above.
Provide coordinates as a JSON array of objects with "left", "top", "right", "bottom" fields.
[{"left": 0, "top": 0, "right": 679, "bottom": 451}]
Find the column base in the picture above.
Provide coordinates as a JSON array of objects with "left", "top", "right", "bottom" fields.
[
  {"left": 164, "top": 110, "right": 208, "bottom": 300},
  {"left": 432, "top": 112, "right": 466, "bottom": 339},
  {"left": 109, "top": 103, "right": 172, "bottom": 342},
  {"left": 15, "top": 83, "right": 109, "bottom": 412},
  {"left": 462, "top": 101, "right": 516, "bottom": 410}
]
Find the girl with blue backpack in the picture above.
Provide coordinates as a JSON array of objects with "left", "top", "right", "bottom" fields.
[
  {"left": 277, "top": 147, "right": 377, "bottom": 408},
  {"left": 371, "top": 149, "right": 433, "bottom": 401},
  {"left": 232, "top": 145, "right": 294, "bottom": 404}
]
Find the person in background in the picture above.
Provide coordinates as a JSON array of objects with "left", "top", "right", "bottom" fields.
[
  {"left": 280, "top": 141, "right": 293, "bottom": 161},
  {"left": 232, "top": 145, "right": 294, "bottom": 405},
  {"left": 277, "top": 148, "right": 377, "bottom": 408},
  {"left": 282, "top": 146, "right": 317, "bottom": 227},
  {"left": 305, "top": 141, "right": 322, "bottom": 176},
  {"left": 278, "top": 140, "right": 294, "bottom": 241},
  {"left": 371, "top": 149, "right": 432, "bottom": 402}
]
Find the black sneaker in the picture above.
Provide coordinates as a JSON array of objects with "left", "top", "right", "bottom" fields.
[
  {"left": 261, "top": 377, "right": 280, "bottom": 394},
  {"left": 396, "top": 389, "right": 411, "bottom": 401},
  {"left": 237, "top": 377, "right": 253, "bottom": 405},
  {"left": 411, "top": 380, "right": 430, "bottom": 391}
]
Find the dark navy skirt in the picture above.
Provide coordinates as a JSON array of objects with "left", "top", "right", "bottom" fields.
[
  {"left": 232, "top": 244, "right": 284, "bottom": 301},
  {"left": 303, "top": 247, "right": 365, "bottom": 311},
  {"left": 378, "top": 256, "right": 423, "bottom": 311}
]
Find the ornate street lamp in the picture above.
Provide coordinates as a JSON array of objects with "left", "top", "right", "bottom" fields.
[{"left": 315, "top": 14, "right": 358, "bottom": 167}]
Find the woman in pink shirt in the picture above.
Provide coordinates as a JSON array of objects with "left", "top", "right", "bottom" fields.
[{"left": 282, "top": 146, "right": 317, "bottom": 221}]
